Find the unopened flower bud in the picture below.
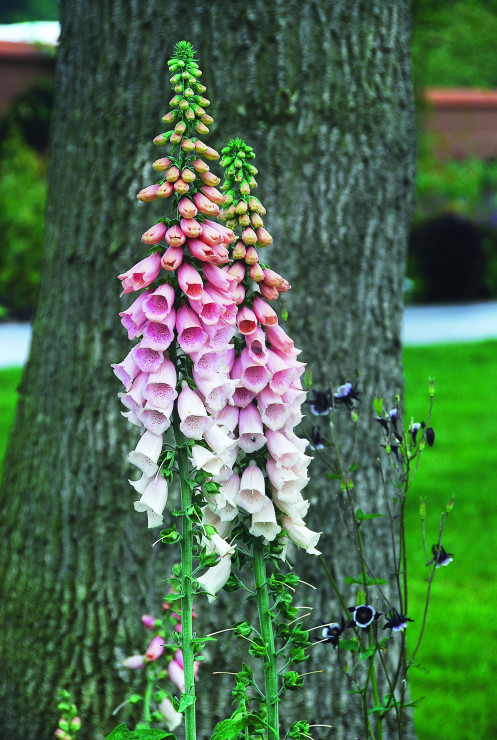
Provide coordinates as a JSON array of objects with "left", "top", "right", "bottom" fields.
[
  {"left": 162, "top": 111, "right": 176, "bottom": 123},
  {"left": 123, "top": 654, "right": 146, "bottom": 669},
  {"left": 69, "top": 717, "right": 82, "bottom": 732},
  {"left": 419, "top": 498, "right": 427, "bottom": 518},
  {"left": 157, "top": 181, "right": 173, "bottom": 198},
  {"left": 137, "top": 184, "right": 160, "bottom": 202},
  {"left": 235, "top": 200, "right": 248, "bottom": 214},
  {"left": 262, "top": 268, "right": 284, "bottom": 287},
  {"left": 170, "top": 131, "right": 182, "bottom": 143},
  {"left": 227, "top": 261, "right": 246, "bottom": 283},
  {"left": 192, "top": 157, "right": 209, "bottom": 173},
  {"left": 153, "top": 132, "right": 172, "bottom": 146},
  {"left": 238, "top": 213, "right": 251, "bottom": 227},
  {"left": 166, "top": 165, "right": 180, "bottom": 183},
  {"left": 174, "top": 121, "right": 186, "bottom": 134},
  {"left": 55, "top": 730, "right": 70, "bottom": 740},
  {"left": 232, "top": 241, "right": 246, "bottom": 259},
  {"left": 141, "top": 614, "right": 156, "bottom": 629},
  {"left": 242, "top": 227, "right": 257, "bottom": 245},
  {"left": 165, "top": 224, "right": 186, "bottom": 247},
  {"left": 181, "top": 138, "right": 195, "bottom": 151},
  {"left": 186, "top": 107, "right": 196, "bottom": 120},
  {"left": 142, "top": 222, "right": 167, "bottom": 245},
  {"left": 194, "top": 139, "right": 208, "bottom": 154},
  {"left": 199, "top": 171, "right": 220, "bottom": 186},
  {"left": 249, "top": 263, "right": 264, "bottom": 282},
  {"left": 244, "top": 246, "right": 259, "bottom": 265},
  {"left": 181, "top": 168, "right": 196, "bottom": 183},
  {"left": 200, "top": 185, "right": 225, "bottom": 205},
  {"left": 240, "top": 181, "right": 251, "bottom": 195},
  {"left": 446, "top": 496, "right": 455, "bottom": 512},
  {"left": 174, "top": 178, "right": 190, "bottom": 194},
  {"left": 256, "top": 227, "right": 273, "bottom": 246},
  {"left": 196, "top": 83, "right": 207, "bottom": 93},
  {"left": 178, "top": 196, "right": 198, "bottom": 219},
  {"left": 222, "top": 204, "right": 236, "bottom": 219},
  {"left": 179, "top": 100, "right": 189, "bottom": 111},
  {"left": 251, "top": 212, "right": 264, "bottom": 228},
  {"left": 249, "top": 177, "right": 257, "bottom": 188},
  {"left": 202, "top": 113, "right": 214, "bottom": 125},
  {"left": 226, "top": 218, "right": 239, "bottom": 230},
  {"left": 204, "top": 146, "right": 220, "bottom": 161},
  {"left": 170, "top": 95, "right": 181, "bottom": 107},
  {"left": 259, "top": 282, "right": 279, "bottom": 300},
  {"left": 145, "top": 635, "right": 164, "bottom": 662},
  {"left": 184, "top": 87, "right": 194, "bottom": 98},
  {"left": 196, "top": 121, "right": 209, "bottom": 135},
  {"left": 152, "top": 157, "right": 172, "bottom": 171}
]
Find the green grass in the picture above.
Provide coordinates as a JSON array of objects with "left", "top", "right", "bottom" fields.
[
  {"left": 403, "top": 340, "right": 497, "bottom": 740},
  {"left": 0, "top": 366, "right": 22, "bottom": 478},
  {"left": 1, "top": 343, "right": 496, "bottom": 739}
]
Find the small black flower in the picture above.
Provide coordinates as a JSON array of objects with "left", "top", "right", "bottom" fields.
[
  {"left": 305, "top": 389, "right": 333, "bottom": 416},
  {"left": 308, "top": 425, "right": 327, "bottom": 450},
  {"left": 333, "top": 383, "right": 361, "bottom": 410},
  {"left": 348, "top": 604, "right": 380, "bottom": 629},
  {"left": 425, "top": 427, "right": 435, "bottom": 446},
  {"left": 319, "top": 616, "right": 347, "bottom": 649},
  {"left": 427, "top": 544, "right": 454, "bottom": 568},
  {"left": 411, "top": 422, "right": 421, "bottom": 445},
  {"left": 383, "top": 608, "right": 414, "bottom": 633}
]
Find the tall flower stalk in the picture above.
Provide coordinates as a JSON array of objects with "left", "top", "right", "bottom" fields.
[{"left": 113, "top": 42, "right": 321, "bottom": 739}]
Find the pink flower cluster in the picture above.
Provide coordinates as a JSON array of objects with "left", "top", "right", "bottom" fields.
[{"left": 112, "top": 55, "right": 321, "bottom": 599}]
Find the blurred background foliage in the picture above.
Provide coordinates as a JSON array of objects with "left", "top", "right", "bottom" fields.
[{"left": 2, "top": 0, "right": 497, "bottom": 316}]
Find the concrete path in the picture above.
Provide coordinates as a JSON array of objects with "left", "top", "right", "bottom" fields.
[{"left": 1, "top": 302, "right": 497, "bottom": 367}]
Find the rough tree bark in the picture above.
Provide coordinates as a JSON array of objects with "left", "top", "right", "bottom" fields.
[{"left": 0, "top": 2, "right": 416, "bottom": 739}]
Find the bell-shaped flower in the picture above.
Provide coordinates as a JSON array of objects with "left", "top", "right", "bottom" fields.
[
  {"left": 190, "top": 445, "right": 224, "bottom": 477},
  {"left": 265, "top": 323, "right": 297, "bottom": 355},
  {"left": 202, "top": 262, "right": 237, "bottom": 295},
  {"left": 188, "top": 291, "right": 224, "bottom": 326},
  {"left": 238, "top": 404, "right": 266, "bottom": 453},
  {"left": 178, "top": 262, "right": 203, "bottom": 300},
  {"left": 233, "top": 349, "right": 270, "bottom": 394},
  {"left": 204, "top": 424, "right": 237, "bottom": 457},
  {"left": 180, "top": 217, "right": 203, "bottom": 238},
  {"left": 266, "top": 350, "right": 299, "bottom": 395},
  {"left": 161, "top": 245, "right": 184, "bottom": 271},
  {"left": 118, "top": 252, "right": 162, "bottom": 295},
  {"left": 213, "top": 403, "right": 239, "bottom": 432},
  {"left": 203, "top": 321, "right": 236, "bottom": 352},
  {"left": 236, "top": 461, "right": 268, "bottom": 514},
  {"left": 177, "top": 382, "right": 211, "bottom": 440},
  {"left": 196, "top": 555, "right": 232, "bottom": 603},
  {"left": 141, "top": 403, "right": 174, "bottom": 435},
  {"left": 145, "top": 634, "right": 165, "bottom": 662},
  {"left": 133, "top": 343, "right": 164, "bottom": 374},
  {"left": 213, "top": 445, "right": 239, "bottom": 483},
  {"left": 246, "top": 326, "right": 269, "bottom": 365},
  {"left": 236, "top": 305, "right": 258, "bottom": 336},
  {"left": 231, "top": 386, "right": 256, "bottom": 409},
  {"left": 167, "top": 651, "right": 186, "bottom": 693},
  {"left": 123, "top": 655, "right": 146, "bottom": 669},
  {"left": 194, "top": 374, "right": 237, "bottom": 413},
  {"left": 266, "top": 458, "right": 309, "bottom": 500},
  {"left": 202, "top": 218, "right": 236, "bottom": 244},
  {"left": 176, "top": 304, "right": 208, "bottom": 354},
  {"left": 144, "top": 357, "right": 177, "bottom": 409},
  {"left": 199, "top": 221, "right": 224, "bottom": 247},
  {"left": 249, "top": 498, "right": 281, "bottom": 541},
  {"left": 193, "top": 191, "right": 221, "bottom": 216},
  {"left": 272, "top": 489, "right": 309, "bottom": 523},
  {"left": 191, "top": 347, "right": 233, "bottom": 380},
  {"left": 252, "top": 296, "right": 278, "bottom": 326},
  {"left": 142, "top": 222, "right": 167, "bottom": 245},
  {"left": 134, "top": 475, "right": 168, "bottom": 528},
  {"left": 118, "top": 372, "right": 148, "bottom": 416},
  {"left": 119, "top": 289, "right": 152, "bottom": 339},
  {"left": 121, "top": 409, "right": 141, "bottom": 427},
  {"left": 112, "top": 349, "right": 140, "bottom": 392},
  {"left": 187, "top": 237, "right": 217, "bottom": 262},
  {"left": 158, "top": 696, "right": 183, "bottom": 731},
  {"left": 128, "top": 431, "right": 163, "bottom": 476},
  {"left": 256, "top": 387, "right": 291, "bottom": 431},
  {"left": 165, "top": 223, "right": 186, "bottom": 247},
  {"left": 266, "top": 430, "right": 302, "bottom": 468},
  {"left": 282, "top": 516, "right": 321, "bottom": 555},
  {"left": 141, "top": 318, "right": 175, "bottom": 352},
  {"left": 142, "top": 283, "right": 175, "bottom": 322},
  {"left": 128, "top": 473, "right": 154, "bottom": 495}
]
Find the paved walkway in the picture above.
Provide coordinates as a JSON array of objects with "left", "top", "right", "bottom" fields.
[{"left": 1, "top": 302, "right": 497, "bottom": 367}]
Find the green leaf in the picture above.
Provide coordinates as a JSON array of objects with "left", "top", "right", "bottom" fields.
[
  {"left": 210, "top": 713, "right": 267, "bottom": 740},
  {"left": 355, "top": 508, "right": 384, "bottom": 523},
  {"left": 339, "top": 638, "right": 359, "bottom": 653},
  {"left": 104, "top": 724, "right": 132, "bottom": 740},
  {"left": 177, "top": 693, "right": 196, "bottom": 713},
  {"left": 358, "top": 647, "right": 376, "bottom": 661},
  {"left": 127, "top": 694, "right": 143, "bottom": 705}
]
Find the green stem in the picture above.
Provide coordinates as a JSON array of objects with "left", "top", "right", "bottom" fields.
[
  {"left": 173, "top": 413, "right": 196, "bottom": 740},
  {"left": 369, "top": 630, "right": 383, "bottom": 740},
  {"left": 142, "top": 667, "right": 155, "bottom": 728},
  {"left": 253, "top": 539, "right": 279, "bottom": 740}
]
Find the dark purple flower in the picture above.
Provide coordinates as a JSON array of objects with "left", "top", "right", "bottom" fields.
[
  {"left": 348, "top": 604, "right": 379, "bottom": 629},
  {"left": 427, "top": 544, "right": 453, "bottom": 568},
  {"left": 305, "top": 389, "right": 333, "bottom": 416},
  {"left": 383, "top": 608, "right": 414, "bottom": 633}
]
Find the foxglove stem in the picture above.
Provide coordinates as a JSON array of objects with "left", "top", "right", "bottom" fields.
[
  {"left": 173, "top": 409, "right": 197, "bottom": 740},
  {"left": 143, "top": 668, "right": 155, "bottom": 728},
  {"left": 253, "top": 539, "right": 279, "bottom": 740}
]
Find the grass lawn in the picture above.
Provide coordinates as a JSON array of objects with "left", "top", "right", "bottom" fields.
[
  {"left": 403, "top": 341, "right": 497, "bottom": 740},
  {"left": 1, "top": 342, "right": 496, "bottom": 738}
]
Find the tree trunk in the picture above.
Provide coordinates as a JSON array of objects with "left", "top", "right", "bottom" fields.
[{"left": 0, "top": 2, "right": 416, "bottom": 739}]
